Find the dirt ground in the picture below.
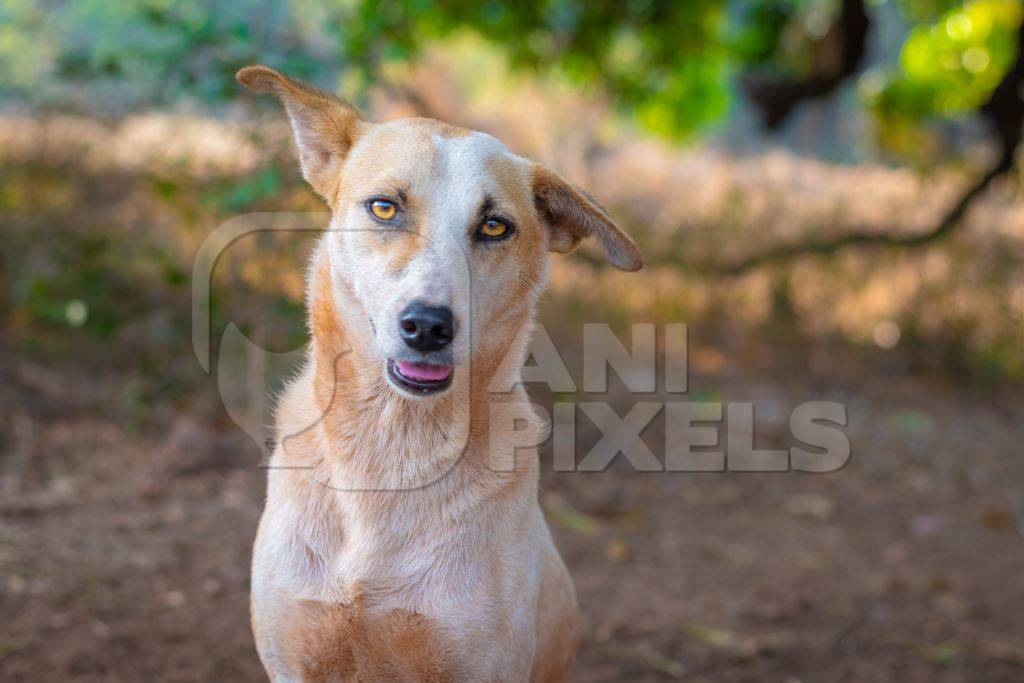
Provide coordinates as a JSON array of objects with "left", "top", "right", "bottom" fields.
[{"left": 2, "top": 341, "right": 1023, "bottom": 683}]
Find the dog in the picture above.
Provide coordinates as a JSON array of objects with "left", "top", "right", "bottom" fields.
[{"left": 236, "top": 64, "right": 642, "bottom": 682}]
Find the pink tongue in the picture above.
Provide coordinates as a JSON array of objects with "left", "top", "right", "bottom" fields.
[{"left": 396, "top": 361, "right": 453, "bottom": 382}]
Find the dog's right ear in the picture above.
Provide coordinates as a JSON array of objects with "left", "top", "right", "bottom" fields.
[{"left": 237, "top": 65, "right": 363, "bottom": 202}]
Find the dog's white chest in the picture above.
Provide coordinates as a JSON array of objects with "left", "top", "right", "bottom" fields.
[{"left": 252, "top": 484, "right": 543, "bottom": 681}]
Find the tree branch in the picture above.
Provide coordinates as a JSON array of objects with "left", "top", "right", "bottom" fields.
[
  {"left": 707, "top": 17, "right": 1024, "bottom": 277},
  {"left": 742, "top": 0, "right": 870, "bottom": 129},
  {"left": 703, "top": 161, "right": 1008, "bottom": 276}
]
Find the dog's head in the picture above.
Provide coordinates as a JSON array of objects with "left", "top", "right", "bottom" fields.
[{"left": 238, "top": 65, "right": 642, "bottom": 399}]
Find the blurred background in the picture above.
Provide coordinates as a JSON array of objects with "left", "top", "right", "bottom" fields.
[{"left": 2, "top": 1, "right": 1023, "bottom": 681}]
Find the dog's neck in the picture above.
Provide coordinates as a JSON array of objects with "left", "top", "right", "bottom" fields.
[{"left": 301, "top": 244, "right": 538, "bottom": 494}]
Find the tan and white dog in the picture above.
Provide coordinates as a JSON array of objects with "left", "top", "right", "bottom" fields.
[{"left": 236, "top": 65, "right": 642, "bottom": 682}]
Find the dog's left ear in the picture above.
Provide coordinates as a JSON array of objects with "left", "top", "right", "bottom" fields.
[
  {"left": 532, "top": 165, "right": 643, "bottom": 271},
  {"left": 237, "top": 65, "right": 364, "bottom": 201}
]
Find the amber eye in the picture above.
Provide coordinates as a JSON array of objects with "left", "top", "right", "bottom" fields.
[
  {"left": 369, "top": 199, "right": 397, "bottom": 220},
  {"left": 477, "top": 219, "right": 512, "bottom": 240}
]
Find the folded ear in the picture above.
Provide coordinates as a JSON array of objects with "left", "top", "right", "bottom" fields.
[
  {"left": 531, "top": 165, "right": 643, "bottom": 271},
  {"left": 237, "top": 65, "right": 363, "bottom": 202}
]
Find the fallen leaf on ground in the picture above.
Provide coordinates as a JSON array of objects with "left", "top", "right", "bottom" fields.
[
  {"left": 542, "top": 494, "right": 600, "bottom": 535},
  {"left": 599, "top": 643, "right": 686, "bottom": 678}
]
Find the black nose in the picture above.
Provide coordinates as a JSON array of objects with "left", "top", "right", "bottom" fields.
[{"left": 398, "top": 303, "right": 454, "bottom": 353}]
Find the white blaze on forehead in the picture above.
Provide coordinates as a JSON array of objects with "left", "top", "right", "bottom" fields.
[
  {"left": 406, "top": 131, "right": 516, "bottom": 301},
  {"left": 428, "top": 131, "right": 513, "bottom": 235}
]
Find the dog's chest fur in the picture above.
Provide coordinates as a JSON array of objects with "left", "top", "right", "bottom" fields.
[
  {"left": 252, "top": 369, "right": 544, "bottom": 681},
  {"left": 258, "top": 500, "right": 542, "bottom": 681}
]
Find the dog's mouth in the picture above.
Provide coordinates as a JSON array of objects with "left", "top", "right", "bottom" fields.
[{"left": 386, "top": 359, "right": 454, "bottom": 396}]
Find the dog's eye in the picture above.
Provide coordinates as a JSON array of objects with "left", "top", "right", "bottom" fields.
[
  {"left": 369, "top": 200, "right": 397, "bottom": 221},
  {"left": 477, "top": 219, "right": 513, "bottom": 241}
]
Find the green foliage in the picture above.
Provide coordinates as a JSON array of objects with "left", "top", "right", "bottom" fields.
[
  {"left": 309, "top": 0, "right": 736, "bottom": 138},
  {"left": 864, "top": 0, "right": 1023, "bottom": 156},
  {"left": 0, "top": 0, "right": 349, "bottom": 113},
  {"left": 17, "top": 233, "right": 134, "bottom": 337},
  {"left": 202, "top": 165, "right": 283, "bottom": 212},
  {"left": 729, "top": 1, "right": 798, "bottom": 66},
  {"left": 0, "top": 1, "right": 1021, "bottom": 144},
  {"left": 0, "top": 0, "right": 721, "bottom": 136}
]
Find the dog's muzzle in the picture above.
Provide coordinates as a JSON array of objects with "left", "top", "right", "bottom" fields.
[{"left": 387, "top": 302, "right": 456, "bottom": 396}]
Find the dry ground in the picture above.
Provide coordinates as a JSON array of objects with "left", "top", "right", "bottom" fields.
[{"left": 2, "top": 342, "right": 1022, "bottom": 682}]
